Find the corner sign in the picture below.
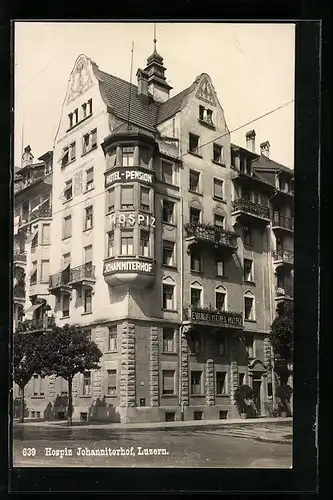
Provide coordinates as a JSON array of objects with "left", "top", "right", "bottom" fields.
[{"left": 196, "top": 76, "right": 216, "bottom": 106}]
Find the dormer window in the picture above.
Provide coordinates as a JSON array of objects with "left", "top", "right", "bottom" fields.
[{"left": 199, "top": 105, "right": 214, "bottom": 126}]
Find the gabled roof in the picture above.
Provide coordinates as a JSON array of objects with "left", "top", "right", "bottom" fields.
[
  {"left": 252, "top": 155, "right": 293, "bottom": 175},
  {"left": 157, "top": 84, "right": 194, "bottom": 124}
]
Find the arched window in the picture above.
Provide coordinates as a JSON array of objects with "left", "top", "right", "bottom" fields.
[
  {"left": 190, "top": 280, "right": 203, "bottom": 308},
  {"left": 244, "top": 290, "right": 255, "bottom": 321},
  {"left": 162, "top": 276, "right": 176, "bottom": 311},
  {"left": 215, "top": 285, "right": 227, "bottom": 312}
]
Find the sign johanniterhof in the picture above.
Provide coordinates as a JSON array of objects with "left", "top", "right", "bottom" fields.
[
  {"left": 190, "top": 309, "right": 243, "bottom": 328},
  {"left": 105, "top": 166, "right": 155, "bottom": 187},
  {"left": 104, "top": 258, "right": 155, "bottom": 275}
]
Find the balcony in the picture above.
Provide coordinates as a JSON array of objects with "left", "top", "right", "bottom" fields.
[
  {"left": 231, "top": 199, "right": 270, "bottom": 226},
  {"left": 275, "top": 285, "right": 294, "bottom": 301},
  {"left": 184, "top": 222, "right": 238, "bottom": 253},
  {"left": 69, "top": 264, "right": 96, "bottom": 290},
  {"left": 272, "top": 214, "right": 294, "bottom": 233},
  {"left": 14, "top": 251, "right": 27, "bottom": 266},
  {"left": 49, "top": 270, "right": 72, "bottom": 295},
  {"left": 13, "top": 283, "right": 25, "bottom": 304},
  {"left": 103, "top": 256, "right": 155, "bottom": 288},
  {"left": 273, "top": 249, "right": 294, "bottom": 269},
  {"left": 18, "top": 316, "right": 55, "bottom": 334},
  {"left": 19, "top": 207, "right": 52, "bottom": 228},
  {"left": 183, "top": 305, "right": 243, "bottom": 331}
]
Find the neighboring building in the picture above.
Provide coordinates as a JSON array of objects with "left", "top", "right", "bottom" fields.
[{"left": 16, "top": 48, "right": 293, "bottom": 422}]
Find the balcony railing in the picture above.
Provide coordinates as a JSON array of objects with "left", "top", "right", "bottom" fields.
[
  {"left": 13, "top": 283, "right": 25, "bottom": 298},
  {"left": 232, "top": 199, "right": 270, "bottom": 219},
  {"left": 19, "top": 207, "right": 52, "bottom": 226},
  {"left": 272, "top": 214, "right": 294, "bottom": 231},
  {"left": 183, "top": 305, "right": 243, "bottom": 329},
  {"left": 49, "top": 269, "right": 71, "bottom": 291},
  {"left": 276, "top": 285, "right": 294, "bottom": 298},
  {"left": 19, "top": 317, "right": 55, "bottom": 333},
  {"left": 184, "top": 222, "right": 238, "bottom": 250},
  {"left": 273, "top": 249, "right": 294, "bottom": 265},
  {"left": 14, "top": 251, "right": 27, "bottom": 263},
  {"left": 69, "top": 264, "right": 96, "bottom": 284}
]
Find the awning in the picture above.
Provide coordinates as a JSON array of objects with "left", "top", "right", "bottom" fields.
[{"left": 25, "top": 303, "right": 43, "bottom": 316}]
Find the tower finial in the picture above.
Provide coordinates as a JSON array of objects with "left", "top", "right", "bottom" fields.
[{"left": 153, "top": 22, "right": 157, "bottom": 51}]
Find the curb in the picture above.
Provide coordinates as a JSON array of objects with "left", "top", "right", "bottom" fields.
[{"left": 255, "top": 437, "right": 292, "bottom": 445}]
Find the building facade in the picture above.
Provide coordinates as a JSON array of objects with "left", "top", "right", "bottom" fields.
[{"left": 14, "top": 49, "right": 294, "bottom": 422}]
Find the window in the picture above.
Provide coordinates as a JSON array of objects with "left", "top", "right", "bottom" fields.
[
  {"left": 73, "top": 109, "right": 78, "bottom": 125},
  {"left": 244, "top": 292, "right": 255, "bottom": 321},
  {"left": 83, "top": 133, "right": 90, "bottom": 154},
  {"left": 239, "top": 373, "right": 245, "bottom": 386},
  {"left": 82, "top": 129, "right": 97, "bottom": 154},
  {"left": 121, "top": 185, "right": 134, "bottom": 209},
  {"left": 244, "top": 259, "right": 254, "bottom": 282},
  {"left": 191, "top": 287, "right": 202, "bottom": 307},
  {"left": 62, "top": 252, "right": 71, "bottom": 268},
  {"left": 83, "top": 288, "right": 92, "bottom": 313},
  {"left": 216, "top": 372, "right": 227, "bottom": 395},
  {"left": 62, "top": 294, "right": 70, "bottom": 318},
  {"left": 199, "top": 105, "right": 205, "bottom": 121},
  {"left": 107, "top": 370, "right": 117, "bottom": 396},
  {"left": 231, "top": 149, "right": 237, "bottom": 168},
  {"left": 107, "top": 188, "right": 115, "bottom": 213},
  {"left": 216, "top": 259, "right": 225, "bottom": 277},
  {"left": 199, "top": 106, "right": 214, "bottom": 126},
  {"left": 191, "top": 371, "right": 202, "bottom": 395},
  {"left": 64, "top": 179, "right": 73, "bottom": 201},
  {"left": 32, "top": 374, "right": 45, "bottom": 396},
  {"left": 213, "top": 144, "right": 223, "bottom": 164},
  {"left": 69, "top": 112, "right": 74, "bottom": 128},
  {"left": 42, "top": 224, "right": 50, "bottom": 244},
  {"left": 189, "top": 207, "right": 201, "bottom": 224},
  {"left": 82, "top": 103, "right": 87, "bottom": 119},
  {"left": 107, "top": 231, "right": 114, "bottom": 257},
  {"left": 140, "top": 230, "right": 150, "bottom": 257},
  {"left": 41, "top": 260, "right": 49, "bottom": 283},
  {"left": 215, "top": 290, "right": 226, "bottom": 311},
  {"left": 243, "top": 226, "right": 252, "bottom": 245},
  {"left": 30, "top": 261, "right": 37, "bottom": 284},
  {"left": 162, "top": 370, "right": 175, "bottom": 395},
  {"left": 162, "top": 328, "right": 175, "bottom": 352},
  {"left": 162, "top": 283, "right": 175, "bottom": 310},
  {"left": 83, "top": 372, "right": 91, "bottom": 396},
  {"left": 213, "top": 178, "right": 224, "bottom": 199},
  {"left": 84, "top": 245, "right": 93, "bottom": 266},
  {"left": 163, "top": 240, "right": 175, "bottom": 266},
  {"left": 84, "top": 206, "right": 93, "bottom": 230},
  {"left": 122, "top": 146, "right": 134, "bottom": 166},
  {"left": 216, "top": 335, "right": 227, "bottom": 355},
  {"left": 189, "top": 133, "right": 200, "bottom": 154},
  {"left": 88, "top": 98, "right": 92, "bottom": 115},
  {"left": 189, "top": 170, "right": 200, "bottom": 192},
  {"left": 162, "top": 200, "right": 175, "bottom": 224},
  {"left": 206, "top": 109, "right": 213, "bottom": 125},
  {"left": 161, "top": 160, "right": 173, "bottom": 184},
  {"left": 63, "top": 215, "right": 72, "bottom": 239},
  {"left": 60, "top": 377, "right": 68, "bottom": 396},
  {"left": 245, "top": 336, "right": 255, "bottom": 358},
  {"left": 108, "top": 327, "right": 117, "bottom": 351},
  {"left": 121, "top": 230, "right": 134, "bottom": 255},
  {"left": 85, "top": 168, "right": 94, "bottom": 191},
  {"left": 190, "top": 331, "right": 203, "bottom": 354},
  {"left": 214, "top": 214, "right": 224, "bottom": 228},
  {"left": 140, "top": 187, "right": 150, "bottom": 211},
  {"left": 91, "top": 129, "right": 97, "bottom": 149},
  {"left": 190, "top": 250, "right": 202, "bottom": 272}
]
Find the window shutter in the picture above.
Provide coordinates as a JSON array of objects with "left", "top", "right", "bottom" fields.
[
  {"left": 163, "top": 371, "right": 174, "bottom": 392},
  {"left": 84, "top": 246, "right": 93, "bottom": 263},
  {"left": 86, "top": 168, "right": 94, "bottom": 182}
]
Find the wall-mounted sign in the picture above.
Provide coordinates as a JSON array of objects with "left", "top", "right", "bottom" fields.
[
  {"left": 108, "top": 212, "right": 155, "bottom": 228},
  {"left": 104, "top": 258, "right": 155, "bottom": 275},
  {"left": 105, "top": 166, "right": 155, "bottom": 187},
  {"left": 190, "top": 309, "right": 243, "bottom": 328}
]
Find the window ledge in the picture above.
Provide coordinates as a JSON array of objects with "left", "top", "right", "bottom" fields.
[
  {"left": 83, "top": 187, "right": 94, "bottom": 195},
  {"left": 62, "top": 198, "right": 73, "bottom": 205},
  {"left": 244, "top": 280, "right": 256, "bottom": 286},
  {"left": 106, "top": 209, "right": 115, "bottom": 216},
  {"left": 244, "top": 319, "right": 257, "bottom": 323},
  {"left": 216, "top": 275, "right": 228, "bottom": 279},
  {"left": 213, "top": 196, "right": 226, "bottom": 203},
  {"left": 60, "top": 316, "right": 70, "bottom": 320},
  {"left": 162, "top": 309, "right": 178, "bottom": 313},
  {"left": 215, "top": 394, "right": 230, "bottom": 398},
  {"left": 162, "top": 394, "right": 177, "bottom": 398},
  {"left": 190, "top": 394, "right": 205, "bottom": 397},
  {"left": 105, "top": 394, "right": 118, "bottom": 398},
  {"left": 31, "top": 396, "right": 45, "bottom": 399},
  {"left": 162, "top": 222, "right": 177, "bottom": 229},
  {"left": 106, "top": 350, "right": 118, "bottom": 354},
  {"left": 162, "top": 264, "right": 178, "bottom": 271},
  {"left": 161, "top": 351, "right": 178, "bottom": 355},
  {"left": 161, "top": 180, "right": 179, "bottom": 189},
  {"left": 83, "top": 227, "right": 94, "bottom": 233},
  {"left": 188, "top": 189, "right": 203, "bottom": 197},
  {"left": 62, "top": 236, "right": 71, "bottom": 241},
  {"left": 198, "top": 119, "right": 216, "bottom": 130},
  {"left": 80, "top": 395, "right": 92, "bottom": 398},
  {"left": 61, "top": 158, "right": 76, "bottom": 169},
  {"left": 187, "top": 150, "right": 203, "bottom": 159},
  {"left": 66, "top": 113, "right": 93, "bottom": 133},
  {"left": 190, "top": 270, "right": 204, "bottom": 275},
  {"left": 81, "top": 312, "right": 92, "bottom": 316},
  {"left": 212, "top": 160, "right": 226, "bottom": 167},
  {"left": 81, "top": 145, "right": 98, "bottom": 158}
]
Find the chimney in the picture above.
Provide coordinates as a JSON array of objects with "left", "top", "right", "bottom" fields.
[
  {"left": 260, "top": 141, "right": 270, "bottom": 158},
  {"left": 136, "top": 69, "right": 149, "bottom": 98},
  {"left": 245, "top": 130, "right": 256, "bottom": 153},
  {"left": 22, "top": 145, "right": 34, "bottom": 168}
]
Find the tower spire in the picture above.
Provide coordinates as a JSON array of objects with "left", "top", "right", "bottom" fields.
[{"left": 153, "top": 22, "right": 157, "bottom": 52}]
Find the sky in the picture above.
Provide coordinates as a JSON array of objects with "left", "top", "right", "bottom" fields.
[{"left": 14, "top": 22, "right": 295, "bottom": 168}]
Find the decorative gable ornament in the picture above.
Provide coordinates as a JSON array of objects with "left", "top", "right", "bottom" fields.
[
  {"left": 67, "top": 55, "right": 93, "bottom": 104},
  {"left": 196, "top": 77, "right": 216, "bottom": 106}
]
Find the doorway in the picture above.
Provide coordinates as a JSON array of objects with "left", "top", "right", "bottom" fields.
[{"left": 252, "top": 372, "right": 262, "bottom": 415}]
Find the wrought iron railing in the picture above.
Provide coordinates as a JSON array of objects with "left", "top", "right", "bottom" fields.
[
  {"left": 13, "top": 283, "right": 25, "bottom": 298},
  {"left": 184, "top": 222, "right": 238, "bottom": 249},
  {"left": 273, "top": 249, "right": 294, "bottom": 264},
  {"left": 276, "top": 285, "right": 294, "bottom": 298},
  {"left": 19, "top": 207, "right": 52, "bottom": 226},
  {"left": 69, "top": 264, "right": 96, "bottom": 282},
  {"left": 22, "top": 317, "right": 55, "bottom": 332},
  {"left": 49, "top": 270, "right": 71, "bottom": 288},
  {"left": 184, "top": 305, "right": 243, "bottom": 328},
  {"left": 14, "top": 251, "right": 27, "bottom": 263},
  {"left": 232, "top": 199, "right": 270, "bottom": 219},
  {"left": 272, "top": 214, "right": 294, "bottom": 230}
]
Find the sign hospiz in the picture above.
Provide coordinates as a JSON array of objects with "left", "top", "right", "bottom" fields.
[
  {"left": 108, "top": 212, "right": 155, "bottom": 228},
  {"left": 105, "top": 166, "right": 154, "bottom": 187}
]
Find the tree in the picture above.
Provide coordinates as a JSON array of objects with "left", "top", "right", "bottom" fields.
[
  {"left": 13, "top": 332, "right": 42, "bottom": 423},
  {"left": 270, "top": 300, "right": 293, "bottom": 363},
  {"left": 41, "top": 324, "right": 103, "bottom": 425}
]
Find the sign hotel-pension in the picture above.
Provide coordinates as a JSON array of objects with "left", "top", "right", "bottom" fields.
[{"left": 105, "top": 166, "right": 154, "bottom": 187}]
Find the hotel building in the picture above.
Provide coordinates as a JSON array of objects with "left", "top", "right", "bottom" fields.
[{"left": 15, "top": 47, "right": 294, "bottom": 422}]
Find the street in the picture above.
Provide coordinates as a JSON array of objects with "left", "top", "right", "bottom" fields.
[{"left": 13, "top": 422, "right": 292, "bottom": 468}]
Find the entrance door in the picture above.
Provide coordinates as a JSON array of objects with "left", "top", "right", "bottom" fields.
[{"left": 252, "top": 372, "right": 262, "bottom": 415}]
